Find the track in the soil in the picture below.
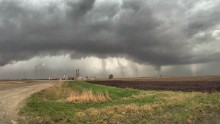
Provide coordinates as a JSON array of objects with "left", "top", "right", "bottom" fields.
[{"left": 88, "top": 76, "right": 220, "bottom": 92}]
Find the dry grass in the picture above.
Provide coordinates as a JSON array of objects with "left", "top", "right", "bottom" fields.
[
  {"left": 159, "top": 91, "right": 200, "bottom": 104},
  {"left": 40, "top": 82, "right": 73, "bottom": 100},
  {"left": 67, "top": 90, "right": 111, "bottom": 103},
  {"left": 40, "top": 82, "right": 112, "bottom": 103},
  {"left": 75, "top": 104, "right": 156, "bottom": 124},
  {"left": 74, "top": 91, "right": 220, "bottom": 124}
]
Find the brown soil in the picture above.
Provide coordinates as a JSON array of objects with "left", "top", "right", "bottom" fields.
[{"left": 88, "top": 76, "right": 220, "bottom": 92}]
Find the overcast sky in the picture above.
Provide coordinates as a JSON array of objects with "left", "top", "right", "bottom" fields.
[{"left": 0, "top": 0, "right": 220, "bottom": 79}]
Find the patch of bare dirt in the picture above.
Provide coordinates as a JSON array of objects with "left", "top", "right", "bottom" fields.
[
  {"left": 0, "top": 80, "right": 58, "bottom": 124},
  {"left": 88, "top": 76, "right": 220, "bottom": 92}
]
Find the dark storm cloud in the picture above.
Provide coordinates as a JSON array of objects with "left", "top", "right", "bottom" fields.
[
  {"left": 0, "top": 0, "right": 220, "bottom": 67},
  {"left": 66, "top": 0, "right": 95, "bottom": 20}
]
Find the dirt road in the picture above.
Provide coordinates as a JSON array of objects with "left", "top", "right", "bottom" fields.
[{"left": 0, "top": 80, "right": 58, "bottom": 124}]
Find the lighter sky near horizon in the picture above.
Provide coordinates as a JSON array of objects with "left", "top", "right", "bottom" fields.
[{"left": 0, "top": 0, "right": 220, "bottom": 79}]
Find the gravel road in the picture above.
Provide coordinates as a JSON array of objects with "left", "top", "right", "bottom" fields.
[{"left": 0, "top": 81, "right": 58, "bottom": 124}]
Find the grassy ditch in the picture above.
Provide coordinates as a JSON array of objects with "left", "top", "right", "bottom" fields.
[{"left": 20, "top": 81, "right": 220, "bottom": 124}]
